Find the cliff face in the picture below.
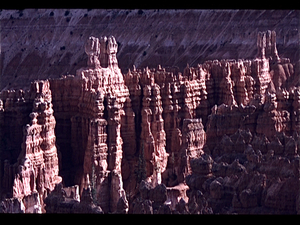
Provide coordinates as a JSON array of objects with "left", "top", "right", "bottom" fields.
[
  {"left": 0, "top": 9, "right": 299, "bottom": 90},
  {"left": 0, "top": 11, "right": 299, "bottom": 214}
]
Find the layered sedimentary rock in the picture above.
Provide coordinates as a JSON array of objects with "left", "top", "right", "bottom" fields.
[
  {"left": 140, "top": 83, "right": 168, "bottom": 186},
  {"left": 70, "top": 35, "right": 130, "bottom": 213},
  {"left": 1, "top": 9, "right": 299, "bottom": 91},
  {"left": 14, "top": 80, "right": 62, "bottom": 199},
  {"left": 176, "top": 119, "right": 206, "bottom": 184},
  {"left": 0, "top": 29, "right": 299, "bottom": 214},
  {"left": 0, "top": 80, "right": 62, "bottom": 213}
]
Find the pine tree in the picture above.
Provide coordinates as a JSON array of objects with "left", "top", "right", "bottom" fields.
[
  {"left": 91, "top": 163, "right": 98, "bottom": 205},
  {"left": 135, "top": 141, "right": 147, "bottom": 183}
]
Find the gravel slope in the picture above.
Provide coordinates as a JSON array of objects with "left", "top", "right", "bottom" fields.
[{"left": 0, "top": 9, "right": 299, "bottom": 90}]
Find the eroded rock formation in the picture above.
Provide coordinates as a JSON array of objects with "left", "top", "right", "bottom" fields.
[
  {"left": 0, "top": 80, "right": 62, "bottom": 213},
  {"left": 0, "top": 30, "right": 299, "bottom": 214}
]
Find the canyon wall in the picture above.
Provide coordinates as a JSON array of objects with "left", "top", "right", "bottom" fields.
[
  {"left": 0, "top": 27, "right": 299, "bottom": 213},
  {"left": 0, "top": 9, "right": 299, "bottom": 90}
]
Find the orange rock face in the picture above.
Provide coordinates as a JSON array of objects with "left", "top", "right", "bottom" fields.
[
  {"left": 0, "top": 29, "right": 299, "bottom": 214},
  {"left": 0, "top": 80, "right": 62, "bottom": 213}
]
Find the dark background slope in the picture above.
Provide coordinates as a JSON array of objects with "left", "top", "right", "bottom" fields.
[{"left": 0, "top": 9, "right": 299, "bottom": 90}]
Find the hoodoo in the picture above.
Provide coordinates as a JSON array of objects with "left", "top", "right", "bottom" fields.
[{"left": 0, "top": 28, "right": 299, "bottom": 214}]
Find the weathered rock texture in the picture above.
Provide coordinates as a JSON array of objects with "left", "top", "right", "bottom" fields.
[
  {"left": 0, "top": 80, "right": 62, "bottom": 213},
  {"left": 0, "top": 9, "right": 299, "bottom": 90},
  {"left": 51, "top": 35, "right": 131, "bottom": 213},
  {"left": 0, "top": 27, "right": 299, "bottom": 214},
  {"left": 44, "top": 183, "right": 103, "bottom": 214}
]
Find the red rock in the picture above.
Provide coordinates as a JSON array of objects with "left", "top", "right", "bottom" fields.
[
  {"left": 75, "top": 36, "right": 130, "bottom": 213},
  {"left": 0, "top": 29, "right": 299, "bottom": 214},
  {"left": 210, "top": 179, "right": 224, "bottom": 199},
  {"left": 85, "top": 36, "right": 101, "bottom": 68},
  {"left": 264, "top": 177, "right": 298, "bottom": 213},
  {"left": 131, "top": 198, "right": 153, "bottom": 214},
  {"left": 44, "top": 183, "right": 103, "bottom": 213},
  {"left": 0, "top": 80, "right": 62, "bottom": 213},
  {"left": 291, "top": 87, "right": 300, "bottom": 133},
  {"left": 165, "top": 183, "right": 189, "bottom": 211},
  {"left": 140, "top": 83, "right": 168, "bottom": 186}
]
